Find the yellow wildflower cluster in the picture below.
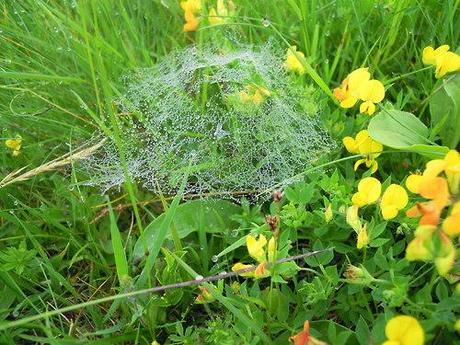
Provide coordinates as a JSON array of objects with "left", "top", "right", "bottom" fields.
[
  {"left": 404, "top": 150, "right": 460, "bottom": 276},
  {"left": 383, "top": 315, "right": 424, "bottom": 345},
  {"left": 231, "top": 234, "right": 276, "bottom": 279},
  {"left": 343, "top": 129, "right": 383, "bottom": 173},
  {"left": 180, "top": 0, "right": 234, "bottom": 32},
  {"left": 422, "top": 45, "right": 460, "bottom": 79},
  {"left": 347, "top": 177, "right": 408, "bottom": 249},
  {"left": 284, "top": 46, "right": 307, "bottom": 75},
  {"left": 333, "top": 67, "right": 385, "bottom": 115},
  {"left": 5, "top": 135, "right": 22, "bottom": 156},
  {"left": 239, "top": 84, "right": 271, "bottom": 105}
]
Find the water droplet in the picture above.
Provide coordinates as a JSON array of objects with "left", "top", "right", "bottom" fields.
[
  {"left": 211, "top": 255, "right": 219, "bottom": 263},
  {"left": 262, "top": 17, "right": 270, "bottom": 27},
  {"left": 231, "top": 229, "right": 238, "bottom": 237},
  {"left": 219, "top": 271, "right": 227, "bottom": 275},
  {"left": 324, "top": 59, "right": 329, "bottom": 64},
  {"left": 195, "top": 275, "right": 204, "bottom": 281}
]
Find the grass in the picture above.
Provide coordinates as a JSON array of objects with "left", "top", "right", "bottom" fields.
[{"left": 0, "top": 0, "right": 459, "bottom": 344}]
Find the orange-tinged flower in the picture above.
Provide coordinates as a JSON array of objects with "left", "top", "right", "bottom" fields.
[
  {"left": 406, "top": 202, "right": 442, "bottom": 226},
  {"left": 383, "top": 315, "right": 424, "bottom": 345},
  {"left": 443, "top": 202, "right": 460, "bottom": 237},
  {"left": 284, "top": 46, "right": 306, "bottom": 75},
  {"left": 422, "top": 45, "right": 460, "bottom": 78},
  {"left": 181, "top": 0, "right": 202, "bottom": 32},
  {"left": 358, "top": 79, "right": 385, "bottom": 116},
  {"left": 333, "top": 68, "right": 370, "bottom": 108},
  {"left": 352, "top": 177, "right": 382, "bottom": 207},
  {"left": 343, "top": 130, "right": 383, "bottom": 173},
  {"left": 380, "top": 184, "right": 408, "bottom": 220},
  {"left": 290, "top": 321, "right": 327, "bottom": 345},
  {"left": 418, "top": 176, "right": 449, "bottom": 210},
  {"left": 254, "top": 262, "right": 269, "bottom": 278}
]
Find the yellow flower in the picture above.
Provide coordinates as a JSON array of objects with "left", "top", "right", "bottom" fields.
[
  {"left": 343, "top": 130, "right": 383, "bottom": 173},
  {"left": 422, "top": 45, "right": 450, "bottom": 65},
  {"left": 359, "top": 79, "right": 385, "bottom": 115},
  {"left": 434, "top": 232, "right": 456, "bottom": 276},
  {"left": 422, "top": 45, "right": 460, "bottom": 79},
  {"left": 231, "top": 262, "right": 254, "bottom": 277},
  {"left": 444, "top": 149, "right": 460, "bottom": 194},
  {"left": 405, "top": 225, "right": 436, "bottom": 262},
  {"left": 346, "top": 205, "right": 362, "bottom": 232},
  {"left": 380, "top": 184, "right": 408, "bottom": 220},
  {"left": 239, "top": 84, "right": 270, "bottom": 105},
  {"left": 383, "top": 315, "right": 424, "bottom": 345},
  {"left": 209, "top": 0, "right": 231, "bottom": 25},
  {"left": 324, "top": 204, "right": 333, "bottom": 223},
  {"left": 356, "top": 223, "right": 369, "bottom": 250},
  {"left": 246, "top": 234, "right": 267, "bottom": 262},
  {"left": 333, "top": 68, "right": 385, "bottom": 114},
  {"left": 333, "top": 68, "right": 370, "bottom": 108},
  {"left": 5, "top": 135, "right": 22, "bottom": 156},
  {"left": 181, "top": 0, "right": 201, "bottom": 32},
  {"left": 284, "top": 46, "right": 306, "bottom": 75},
  {"left": 351, "top": 177, "right": 382, "bottom": 207},
  {"left": 443, "top": 202, "right": 460, "bottom": 237}
]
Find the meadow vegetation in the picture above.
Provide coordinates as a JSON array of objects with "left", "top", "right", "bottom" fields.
[{"left": 0, "top": 1, "right": 460, "bottom": 344}]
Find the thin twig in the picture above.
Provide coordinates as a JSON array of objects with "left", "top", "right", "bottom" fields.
[{"left": 0, "top": 248, "right": 332, "bottom": 331}]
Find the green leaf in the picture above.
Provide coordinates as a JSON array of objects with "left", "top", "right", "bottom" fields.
[
  {"left": 368, "top": 110, "right": 448, "bottom": 158},
  {"left": 429, "top": 74, "right": 460, "bottom": 148},
  {"left": 356, "top": 316, "right": 371, "bottom": 345},
  {"left": 133, "top": 199, "right": 241, "bottom": 260},
  {"left": 107, "top": 199, "right": 130, "bottom": 284}
]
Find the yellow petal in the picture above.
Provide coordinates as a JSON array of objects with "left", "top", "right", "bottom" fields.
[
  {"left": 246, "top": 234, "right": 267, "bottom": 263},
  {"left": 434, "top": 233, "right": 456, "bottom": 276},
  {"left": 435, "top": 51, "right": 460, "bottom": 78},
  {"left": 443, "top": 202, "right": 460, "bottom": 237},
  {"left": 347, "top": 67, "right": 370, "bottom": 91},
  {"left": 340, "top": 96, "right": 358, "bottom": 108},
  {"left": 324, "top": 204, "right": 333, "bottom": 223},
  {"left": 360, "top": 79, "right": 385, "bottom": 103},
  {"left": 353, "top": 158, "right": 366, "bottom": 171},
  {"left": 231, "top": 262, "right": 254, "bottom": 277},
  {"left": 356, "top": 177, "right": 382, "bottom": 205},
  {"left": 359, "top": 101, "right": 376, "bottom": 115},
  {"left": 343, "top": 136, "right": 358, "bottom": 153},
  {"left": 406, "top": 174, "right": 423, "bottom": 194},
  {"left": 356, "top": 224, "right": 369, "bottom": 249},
  {"left": 380, "top": 184, "right": 408, "bottom": 220},
  {"left": 346, "top": 205, "right": 361, "bottom": 232},
  {"left": 422, "top": 45, "right": 449, "bottom": 65},
  {"left": 424, "top": 159, "right": 446, "bottom": 178},
  {"left": 384, "top": 315, "right": 424, "bottom": 345}
]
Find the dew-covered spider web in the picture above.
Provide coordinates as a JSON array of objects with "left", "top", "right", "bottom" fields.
[{"left": 80, "top": 42, "right": 336, "bottom": 198}]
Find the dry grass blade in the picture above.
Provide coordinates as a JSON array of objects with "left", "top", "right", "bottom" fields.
[{"left": 0, "top": 139, "right": 106, "bottom": 189}]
